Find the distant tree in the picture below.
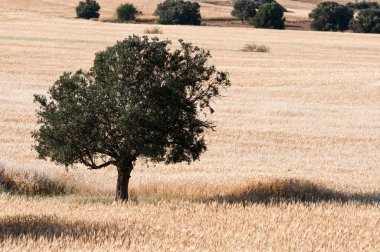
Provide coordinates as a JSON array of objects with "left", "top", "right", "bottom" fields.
[
  {"left": 346, "top": 1, "right": 379, "bottom": 10},
  {"left": 117, "top": 3, "right": 141, "bottom": 22},
  {"left": 76, "top": 0, "right": 100, "bottom": 19},
  {"left": 231, "top": 0, "right": 257, "bottom": 23},
  {"left": 252, "top": 2, "right": 285, "bottom": 29},
  {"left": 255, "top": 0, "right": 287, "bottom": 11},
  {"left": 309, "top": 2, "right": 353, "bottom": 31},
  {"left": 349, "top": 8, "right": 380, "bottom": 33},
  {"left": 32, "top": 36, "right": 230, "bottom": 202},
  {"left": 155, "top": 0, "right": 201, "bottom": 25}
]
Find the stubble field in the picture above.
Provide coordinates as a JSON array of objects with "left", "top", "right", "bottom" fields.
[{"left": 0, "top": 0, "right": 379, "bottom": 250}]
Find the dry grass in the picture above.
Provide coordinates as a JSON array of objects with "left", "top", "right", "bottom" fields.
[
  {"left": 0, "top": 166, "right": 76, "bottom": 196},
  {"left": 0, "top": 196, "right": 379, "bottom": 251},
  {"left": 3, "top": 162, "right": 378, "bottom": 205},
  {"left": 129, "top": 177, "right": 380, "bottom": 204},
  {"left": 241, "top": 43, "right": 270, "bottom": 52},
  {"left": 1, "top": 0, "right": 380, "bottom": 250},
  {"left": 144, "top": 26, "right": 163, "bottom": 34}
]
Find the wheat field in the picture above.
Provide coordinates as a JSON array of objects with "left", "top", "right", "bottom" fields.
[
  {"left": 0, "top": 0, "right": 380, "bottom": 250},
  {"left": 0, "top": 196, "right": 379, "bottom": 251}
]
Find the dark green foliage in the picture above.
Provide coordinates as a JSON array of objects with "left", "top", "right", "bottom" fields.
[
  {"left": 32, "top": 36, "right": 230, "bottom": 201},
  {"left": 252, "top": 2, "right": 285, "bottom": 29},
  {"left": 76, "top": 0, "right": 100, "bottom": 19},
  {"left": 309, "top": 2, "right": 353, "bottom": 31},
  {"left": 349, "top": 8, "right": 380, "bottom": 33},
  {"left": 155, "top": 0, "right": 201, "bottom": 25},
  {"left": 346, "top": 1, "right": 379, "bottom": 10},
  {"left": 231, "top": 0, "right": 257, "bottom": 23},
  {"left": 256, "top": 0, "right": 274, "bottom": 6},
  {"left": 231, "top": 0, "right": 286, "bottom": 23},
  {"left": 256, "top": 0, "right": 287, "bottom": 12},
  {"left": 117, "top": 3, "right": 140, "bottom": 22}
]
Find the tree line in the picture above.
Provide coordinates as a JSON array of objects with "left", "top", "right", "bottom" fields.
[{"left": 76, "top": 0, "right": 380, "bottom": 33}]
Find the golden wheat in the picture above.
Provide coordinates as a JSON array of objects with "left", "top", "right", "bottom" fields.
[
  {"left": 1, "top": 0, "right": 380, "bottom": 250},
  {"left": 0, "top": 196, "right": 379, "bottom": 251},
  {"left": 1, "top": 1, "right": 379, "bottom": 194}
]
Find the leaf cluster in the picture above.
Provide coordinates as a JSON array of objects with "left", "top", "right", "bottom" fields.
[
  {"left": 32, "top": 36, "right": 230, "bottom": 170},
  {"left": 346, "top": 1, "right": 379, "bottom": 10}
]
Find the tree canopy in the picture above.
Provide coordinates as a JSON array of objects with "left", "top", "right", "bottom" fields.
[
  {"left": 309, "top": 1, "right": 353, "bottom": 31},
  {"left": 76, "top": 0, "right": 100, "bottom": 19},
  {"left": 155, "top": 0, "right": 201, "bottom": 25},
  {"left": 231, "top": 0, "right": 257, "bottom": 23},
  {"left": 116, "top": 3, "right": 141, "bottom": 22},
  {"left": 349, "top": 8, "right": 380, "bottom": 33},
  {"left": 252, "top": 2, "right": 285, "bottom": 29},
  {"left": 32, "top": 36, "right": 230, "bottom": 201}
]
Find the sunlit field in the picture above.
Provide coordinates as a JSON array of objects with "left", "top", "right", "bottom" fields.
[{"left": 0, "top": 0, "right": 379, "bottom": 250}]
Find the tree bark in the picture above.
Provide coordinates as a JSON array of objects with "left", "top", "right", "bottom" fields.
[{"left": 115, "top": 164, "right": 132, "bottom": 202}]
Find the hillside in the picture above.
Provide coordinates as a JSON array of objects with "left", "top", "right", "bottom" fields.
[{"left": 2, "top": 0, "right": 315, "bottom": 28}]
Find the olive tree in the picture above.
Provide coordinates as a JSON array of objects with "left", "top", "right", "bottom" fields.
[
  {"left": 253, "top": 2, "right": 285, "bottom": 29},
  {"left": 349, "top": 8, "right": 380, "bottom": 33},
  {"left": 32, "top": 36, "right": 230, "bottom": 201},
  {"left": 155, "top": 0, "right": 201, "bottom": 25},
  {"left": 116, "top": 3, "right": 141, "bottom": 22},
  {"left": 309, "top": 1, "right": 353, "bottom": 31},
  {"left": 231, "top": 0, "right": 257, "bottom": 23},
  {"left": 76, "top": 0, "right": 100, "bottom": 19}
]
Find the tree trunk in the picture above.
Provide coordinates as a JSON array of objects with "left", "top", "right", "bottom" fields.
[{"left": 115, "top": 164, "right": 132, "bottom": 202}]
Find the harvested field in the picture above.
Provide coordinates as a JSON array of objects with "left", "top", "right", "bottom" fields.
[
  {"left": 0, "top": 0, "right": 379, "bottom": 250},
  {"left": 0, "top": 196, "right": 379, "bottom": 251}
]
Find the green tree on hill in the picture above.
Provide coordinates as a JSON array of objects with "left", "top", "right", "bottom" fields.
[
  {"left": 32, "top": 36, "right": 230, "bottom": 202},
  {"left": 155, "top": 0, "right": 201, "bottom": 25},
  {"left": 232, "top": 0, "right": 257, "bottom": 23},
  {"left": 76, "top": 0, "right": 100, "bottom": 19},
  {"left": 116, "top": 3, "right": 141, "bottom": 22},
  {"left": 252, "top": 2, "right": 285, "bottom": 29},
  {"left": 309, "top": 2, "right": 353, "bottom": 31}
]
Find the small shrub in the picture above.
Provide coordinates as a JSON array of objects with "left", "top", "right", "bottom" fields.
[
  {"left": 231, "top": 0, "right": 257, "bottom": 23},
  {"left": 117, "top": 3, "right": 141, "bottom": 22},
  {"left": 241, "top": 43, "right": 269, "bottom": 52},
  {"left": 252, "top": 2, "right": 285, "bottom": 29},
  {"left": 210, "top": 179, "right": 350, "bottom": 203},
  {"left": 346, "top": 1, "right": 379, "bottom": 10},
  {"left": 76, "top": 0, "right": 100, "bottom": 19},
  {"left": 144, "top": 27, "right": 163, "bottom": 34},
  {"left": 155, "top": 0, "right": 201, "bottom": 25},
  {"left": 309, "top": 2, "right": 353, "bottom": 31},
  {"left": 349, "top": 8, "right": 380, "bottom": 33}
]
